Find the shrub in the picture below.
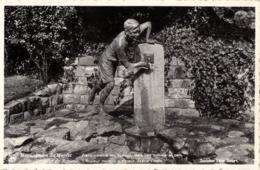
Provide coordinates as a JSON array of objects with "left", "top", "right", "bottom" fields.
[{"left": 154, "top": 24, "right": 254, "bottom": 119}]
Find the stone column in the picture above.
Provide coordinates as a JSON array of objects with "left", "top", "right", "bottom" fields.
[{"left": 134, "top": 43, "right": 165, "bottom": 133}]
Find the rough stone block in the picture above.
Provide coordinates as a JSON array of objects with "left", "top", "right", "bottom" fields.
[
  {"left": 63, "top": 94, "right": 81, "bottom": 104},
  {"left": 166, "top": 108, "right": 200, "bottom": 119},
  {"left": 80, "top": 95, "right": 89, "bottom": 104},
  {"left": 168, "top": 79, "right": 194, "bottom": 89},
  {"left": 46, "top": 107, "right": 54, "bottom": 114},
  {"left": 28, "top": 96, "right": 41, "bottom": 110},
  {"left": 58, "top": 95, "right": 63, "bottom": 104},
  {"left": 10, "top": 112, "right": 24, "bottom": 124},
  {"left": 50, "top": 95, "right": 59, "bottom": 106},
  {"left": 4, "top": 100, "right": 23, "bottom": 115},
  {"left": 77, "top": 76, "right": 88, "bottom": 84},
  {"left": 48, "top": 83, "right": 58, "bottom": 95},
  {"left": 33, "top": 87, "right": 51, "bottom": 97},
  {"left": 40, "top": 97, "right": 49, "bottom": 108},
  {"left": 74, "top": 104, "right": 87, "bottom": 111},
  {"left": 166, "top": 88, "right": 191, "bottom": 99},
  {"left": 33, "top": 109, "right": 42, "bottom": 117},
  {"left": 65, "top": 104, "right": 74, "bottom": 110},
  {"left": 75, "top": 66, "right": 97, "bottom": 77},
  {"left": 63, "top": 83, "right": 74, "bottom": 94},
  {"left": 165, "top": 99, "right": 195, "bottom": 108},
  {"left": 54, "top": 104, "right": 66, "bottom": 111},
  {"left": 4, "top": 109, "right": 10, "bottom": 126},
  {"left": 24, "top": 111, "right": 32, "bottom": 121},
  {"left": 73, "top": 84, "right": 90, "bottom": 94},
  {"left": 78, "top": 55, "right": 96, "bottom": 66},
  {"left": 17, "top": 98, "right": 29, "bottom": 112},
  {"left": 56, "top": 83, "right": 63, "bottom": 94},
  {"left": 168, "top": 65, "right": 187, "bottom": 79}
]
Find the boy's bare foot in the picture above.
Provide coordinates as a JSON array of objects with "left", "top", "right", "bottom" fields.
[{"left": 99, "top": 107, "right": 114, "bottom": 120}]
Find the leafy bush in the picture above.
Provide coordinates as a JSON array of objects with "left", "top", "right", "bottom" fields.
[{"left": 155, "top": 24, "right": 254, "bottom": 119}]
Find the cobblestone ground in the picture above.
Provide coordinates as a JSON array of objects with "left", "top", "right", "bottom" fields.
[{"left": 4, "top": 107, "right": 254, "bottom": 164}]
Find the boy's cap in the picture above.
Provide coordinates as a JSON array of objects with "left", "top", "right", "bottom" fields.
[{"left": 124, "top": 19, "right": 139, "bottom": 31}]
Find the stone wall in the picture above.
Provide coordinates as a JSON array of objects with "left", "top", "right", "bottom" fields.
[
  {"left": 165, "top": 57, "right": 199, "bottom": 124},
  {"left": 62, "top": 56, "right": 199, "bottom": 122},
  {"left": 4, "top": 55, "right": 199, "bottom": 126},
  {"left": 4, "top": 83, "right": 64, "bottom": 126}
]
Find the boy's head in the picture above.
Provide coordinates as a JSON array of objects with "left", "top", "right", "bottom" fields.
[{"left": 124, "top": 19, "right": 140, "bottom": 42}]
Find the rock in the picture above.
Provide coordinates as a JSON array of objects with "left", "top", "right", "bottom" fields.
[
  {"left": 49, "top": 95, "right": 59, "bottom": 106},
  {"left": 73, "top": 84, "right": 89, "bottom": 94},
  {"left": 224, "top": 137, "right": 249, "bottom": 145},
  {"left": 205, "top": 136, "right": 226, "bottom": 147},
  {"left": 28, "top": 96, "right": 41, "bottom": 110},
  {"left": 244, "top": 123, "right": 254, "bottom": 129},
  {"left": 165, "top": 99, "right": 195, "bottom": 108},
  {"left": 167, "top": 88, "right": 190, "bottom": 99},
  {"left": 33, "top": 109, "right": 41, "bottom": 117},
  {"left": 228, "top": 131, "right": 245, "bottom": 138},
  {"left": 216, "top": 144, "right": 254, "bottom": 163},
  {"left": 166, "top": 108, "right": 199, "bottom": 119},
  {"left": 4, "top": 109, "right": 10, "bottom": 126},
  {"left": 17, "top": 98, "right": 29, "bottom": 112},
  {"left": 157, "top": 127, "right": 188, "bottom": 142},
  {"left": 126, "top": 135, "right": 141, "bottom": 152},
  {"left": 109, "top": 134, "right": 126, "bottom": 145},
  {"left": 5, "top": 124, "right": 30, "bottom": 137},
  {"left": 63, "top": 94, "right": 81, "bottom": 104},
  {"left": 172, "top": 137, "right": 186, "bottom": 151},
  {"left": 36, "top": 136, "right": 71, "bottom": 147},
  {"left": 30, "top": 126, "right": 45, "bottom": 135},
  {"left": 34, "top": 88, "right": 51, "bottom": 97},
  {"left": 60, "top": 120, "right": 97, "bottom": 140},
  {"left": 191, "top": 142, "right": 215, "bottom": 158},
  {"left": 9, "top": 112, "right": 24, "bottom": 124},
  {"left": 44, "top": 118, "right": 72, "bottom": 130},
  {"left": 4, "top": 136, "right": 33, "bottom": 148},
  {"left": 54, "top": 109, "right": 76, "bottom": 117},
  {"left": 55, "top": 140, "right": 101, "bottom": 159},
  {"left": 17, "top": 157, "right": 62, "bottom": 164},
  {"left": 210, "top": 125, "right": 225, "bottom": 131},
  {"left": 48, "top": 83, "right": 58, "bottom": 95},
  {"left": 105, "top": 143, "right": 130, "bottom": 155},
  {"left": 36, "top": 127, "right": 70, "bottom": 140},
  {"left": 46, "top": 107, "right": 54, "bottom": 114},
  {"left": 24, "top": 111, "right": 32, "bottom": 121},
  {"left": 5, "top": 100, "right": 23, "bottom": 115},
  {"left": 97, "top": 119, "right": 122, "bottom": 135},
  {"left": 80, "top": 95, "right": 89, "bottom": 104}
]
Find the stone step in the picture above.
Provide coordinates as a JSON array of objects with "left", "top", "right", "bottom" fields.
[
  {"left": 166, "top": 88, "right": 191, "bottom": 99},
  {"left": 168, "top": 79, "right": 194, "bottom": 89},
  {"left": 75, "top": 66, "right": 98, "bottom": 77},
  {"left": 164, "top": 99, "right": 195, "bottom": 108},
  {"left": 167, "top": 65, "right": 193, "bottom": 79},
  {"left": 165, "top": 108, "right": 200, "bottom": 119}
]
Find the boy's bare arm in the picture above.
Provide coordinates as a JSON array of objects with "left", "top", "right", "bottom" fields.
[{"left": 139, "top": 21, "right": 154, "bottom": 43}]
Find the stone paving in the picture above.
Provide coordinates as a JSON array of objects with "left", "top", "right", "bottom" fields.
[{"left": 4, "top": 107, "right": 254, "bottom": 164}]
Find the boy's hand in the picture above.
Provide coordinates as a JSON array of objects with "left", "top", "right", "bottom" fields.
[{"left": 146, "top": 39, "right": 156, "bottom": 44}]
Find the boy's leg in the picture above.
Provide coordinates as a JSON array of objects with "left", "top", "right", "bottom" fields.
[
  {"left": 99, "top": 80, "right": 115, "bottom": 115},
  {"left": 88, "top": 79, "right": 103, "bottom": 105}
]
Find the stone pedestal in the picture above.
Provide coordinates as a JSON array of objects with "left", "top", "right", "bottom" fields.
[{"left": 134, "top": 43, "right": 165, "bottom": 133}]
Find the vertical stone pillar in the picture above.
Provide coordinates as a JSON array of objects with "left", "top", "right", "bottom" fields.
[{"left": 134, "top": 43, "right": 165, "bottom": 132}]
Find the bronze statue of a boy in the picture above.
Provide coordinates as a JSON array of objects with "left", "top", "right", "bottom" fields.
[{"left": 88, "top": 19, "right": 154, "bottom": 116}]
